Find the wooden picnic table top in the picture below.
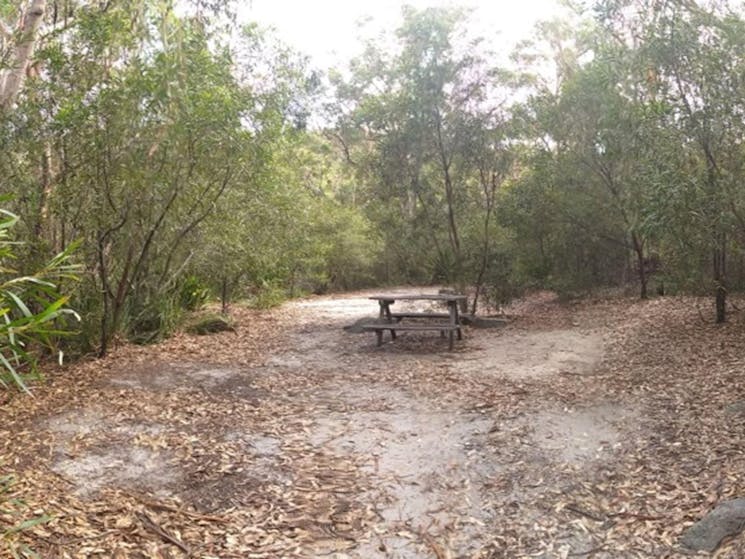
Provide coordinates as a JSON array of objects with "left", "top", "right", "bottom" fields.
[
  {"left": 369, "top": 293, "right": 467, "bottom": 302},
  {"left": 364, "top": 293, "right": 466, "bottom": 350}
]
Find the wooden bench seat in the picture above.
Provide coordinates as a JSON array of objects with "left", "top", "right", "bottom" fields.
[
  {"left": 360, "top": 322, "right": 461, "bottom": 350},
  {"left": 389, "top": 312, "right": 450, "bottom": 320}
]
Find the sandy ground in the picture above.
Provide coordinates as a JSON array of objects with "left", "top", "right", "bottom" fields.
[
  {"left": 9, "top": 289, "right": 646, "bottom": 558},
  {"left": 10, "top": 289, "right": 745, "bottom": 557},
  {"left": 272, "top": 291, "right": 636, "bottom": 558}
]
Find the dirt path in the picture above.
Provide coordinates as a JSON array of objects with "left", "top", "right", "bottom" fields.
[
  {"left": 281, "top": 292, "right": 639, "bottom": 558},
  {"left": 4, "top": 290, "right": 745, "bottom": 557}
]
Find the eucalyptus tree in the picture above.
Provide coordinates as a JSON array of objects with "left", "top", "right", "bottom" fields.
[
  {"left": 596, "top": 0, "right": 745, "bottom": 321},
  {"left": 0, "top": 0, "right": 47, "bottom": 109},
  {"left": 552, "top": 45, "right": 664, "bottom": 298},
  {"left": 504, "top": 16, "right": 640, "bottom": 296},
  {"left": 0, "top": 0, "right": 381, "bottom": 353},
  {"left": 332, "top": 6, "right": 514, "bottom": 296},
  {"left": 73, "top": 14, "right": 248, "bottom": 351},
  {"left": 2, "top": 1, "right": 253, "bottom": 352}
]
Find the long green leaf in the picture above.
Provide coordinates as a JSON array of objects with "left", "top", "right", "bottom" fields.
[{"left": 0, "top": 353, "right": 30, "bottom": 396}]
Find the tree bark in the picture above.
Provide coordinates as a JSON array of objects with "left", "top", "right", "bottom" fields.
[
  {"left": 471, "top": 169, "right": 499, "bottom": 315},
  {"left": 631, "top": 231, "right": 648, "bottom": 300},
  {"left": 35, "top": 141, "right": 54, "bottom": 241},
  {"left": 0, "top": 0, "right": 47, "bottom": 109},
  {"left": 714, "top": 236, "right": 726, "bottom": 323},
  {"left": 433, "top": 107, "right": 461, "bottom": 267},
  {"left": 221, "top": 276, "right": 229, "bottom": 315}
]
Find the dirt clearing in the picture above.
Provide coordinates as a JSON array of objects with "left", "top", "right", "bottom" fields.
[{"left": 2, "top": 290, "right": 745, "bottom": 557}]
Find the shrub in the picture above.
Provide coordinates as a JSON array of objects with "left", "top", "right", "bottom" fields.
[
  {"left": 179, "top": 275, "right": 211, "bottom": 311},
  {"left": 0, "top": 207, "right": 79, "bottom": 393},
  {"left": 249, "top": 282, "right": 287, "bottom": 309}
]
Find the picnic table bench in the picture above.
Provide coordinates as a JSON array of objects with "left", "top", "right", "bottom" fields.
[{"left": 360, "top": 293, "right": 466, "bottom": 351}]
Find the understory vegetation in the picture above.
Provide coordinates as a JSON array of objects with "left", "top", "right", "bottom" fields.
[{"left": 2, "top": 0, "right": 745, "bottom": 377}]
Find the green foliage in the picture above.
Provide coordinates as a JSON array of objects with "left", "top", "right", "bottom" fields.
[
  {"left": 0, "top": 471, "right": 51, "bottom": 558},
  {"left": 3, "top": 4, "right": 270, "bottom": 352},
  {"left": 332, "top": 6, "right": 516, "bottom": 305},
  {"left": 0, "top": 207, "right": 79, "bottom": 392},
  {"left": 127, "top": 291, "right": 182, "bottom": 345},
  {"left": 249, "top": 282, "right": 287, "bottom": 310},
  {"left": 4, "top": 0, "right": 745, "bottom": 361},
  {"left": 192, "top": 128, "right": 381, "bottom": 309},
  {"left": 179, "top": 276, "right": 210, "bottom": 311}
]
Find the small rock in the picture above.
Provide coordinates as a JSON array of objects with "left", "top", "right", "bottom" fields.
[
  {"left": 187, "top": 316, "right": 234, "bottom": 335},
  {"left": 725, "top": 400, "right": 745, "bottom": 415},
  {"left": 681, "top": 498, "right": 745, "bottom": 552}
]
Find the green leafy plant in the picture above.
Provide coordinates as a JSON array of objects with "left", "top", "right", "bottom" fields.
[
  {"left": 179, "top": 275, "right": 211, "bottom": 311},
  {"left": 249, "top": 281, "right": 287, "bottom": 309},
  {"left": 0, "top": 471, "right": 51, "bottom": 558},
  {"left": 0, "top": 206, "right": 79, "bottom": 393}
]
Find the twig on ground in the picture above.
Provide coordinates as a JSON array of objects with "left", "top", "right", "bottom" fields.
[
  {"left": 137, "top": 511, "right": 192, "bottom": 556},
  {"left": 421, "top": 532, "right": 450, "bottom": 559},
  {"left": 135, "top": 495, "right": 227, "bottom": 522},
  {"left": 569, "top": 544, "right": 608, "bottom": 557},
  {"left": 564, "top": 504, "right": 606, "bottom": 522}
]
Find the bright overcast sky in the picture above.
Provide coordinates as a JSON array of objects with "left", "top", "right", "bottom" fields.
[{"left": 239, "top": 0, "right": 570, "bottom": 69}]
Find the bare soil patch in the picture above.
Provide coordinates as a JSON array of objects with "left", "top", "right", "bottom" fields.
[
  {"left": 2, "top": 290, "right": 745, "bottom": 557},
  {"left": 459, "top": 329, "right": 604, "bottom": 379},
  {"left": 527, "top": 404, "right": 628, "bottom": 465}
]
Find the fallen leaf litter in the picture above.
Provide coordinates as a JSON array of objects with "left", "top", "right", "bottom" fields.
[{"left": 0, "top": 291, "right": 744, "bottom": 557}]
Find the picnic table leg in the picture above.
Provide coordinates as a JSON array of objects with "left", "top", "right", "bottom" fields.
[
  {"left": 375, "top": 329, "right": 383, "bottom": 347},
  {"left": 448, "top": 329, "right": 454, "bottom": 351},
  {"left": 448, "top": 301, "right": 463, "bottom": 341},
  {"left": 379, "top": 300, "right": 396, "bottom": 340},
  {"left": 454, "top": 303, "right": 462, "bottom": 340}
]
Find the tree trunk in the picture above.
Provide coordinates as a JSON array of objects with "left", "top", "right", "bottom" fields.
[
  {"left": 471, "top": 169, "right": 499, "bottom": 315},
  {"left": 99, "top": 304, "right": 110, "bottom": 358},
  {"left": 714, "top": 237, "right": 726, "bottom": 323},
  {"left": 221, "top": 276, "right": 229, "bottom": 315},
  {"left": 0, "top": 0, "right": 47, "bottom": 109},
  {"left": 470, "top": 285, "right": 481, "bottom": 316},
  {"left": 97, "top": 239, "right": 111, "bottom": 358},
  {"left": 631, "top": 232, "right": 648, "bottom": 299},
  {"left": 110, "top": 246, "right": 134, "bottom": 335},
  {"left": 433, "top": 107, "right": 461, "bottom": 277},
  {"left": 35, "top": 141, "right": 54, "bottom": 241}
]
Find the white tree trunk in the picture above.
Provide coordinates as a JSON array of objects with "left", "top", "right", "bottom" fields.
[{"left": 0, "top": 0, "right": 47, "bottom": 109}]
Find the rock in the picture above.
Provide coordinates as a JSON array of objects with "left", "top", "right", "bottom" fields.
[
  {"left": 681, "top": 498, "right": 745, "bottom": 552},
  {"left": 725, "top": 400, "right": 745, "bottom": 415},
  {"left": 187, "top": 316, "right": 234, "bottom": 335},
  {"left": 459, "top": 315, "right": 509, "bottom": 329}
]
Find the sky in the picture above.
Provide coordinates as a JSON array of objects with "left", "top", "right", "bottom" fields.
[{"left": 238, "top": 0, "right": 570, "bottom": 70}]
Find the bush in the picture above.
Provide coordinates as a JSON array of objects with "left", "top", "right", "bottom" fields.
[
  {"left": 179, "top": 275, "right": 210, "bottom": 311},
  {"left": 128, "top": 295, "right": 181, "bottom": 345},
  {"left": 0, "top": 207, "right": 79, "bottom": 392},
  {"left": 249, "top": 282, "right": 287, "bottom": 309}
]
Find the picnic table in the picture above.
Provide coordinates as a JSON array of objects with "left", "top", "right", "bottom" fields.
[{"left": 362, "top": 293, "right": 467, "bottom": 350}]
